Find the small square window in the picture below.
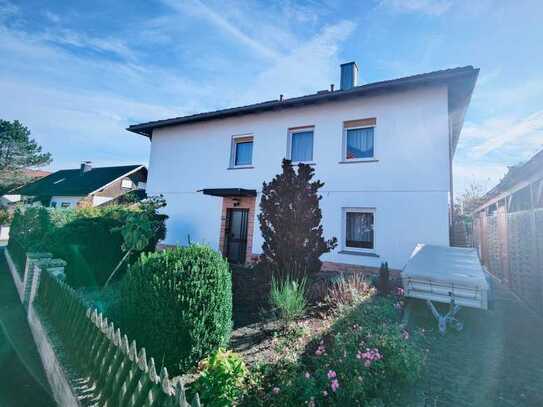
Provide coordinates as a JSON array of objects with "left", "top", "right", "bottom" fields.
[
  {"left": 344, "top": 209, "right": 374, "bottom": 250},
  {"left": 345, "top": 127, "right": 374, "bottom": 160},
  {"left": 61, "top": 202, "right": 71, "bottom": 208},
  {"left": 121, "top": 179, "right": 132, "bottom": 189},
  {"left": 231, "top": 136, "right": 253, "bottom": 167},
  {"left": 289, "top": 129, "right": 314, "bottom": 162},
  {"left": 50, "top": 201, "right": 57, "bottom": 208}
]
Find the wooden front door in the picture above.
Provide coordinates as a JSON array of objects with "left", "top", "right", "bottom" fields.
[{"left": 225, "top": 208, "right": 249, "bottom": 263}]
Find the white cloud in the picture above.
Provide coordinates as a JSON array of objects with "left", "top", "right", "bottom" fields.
[
  {"left": 0, "top": 0, "right": 356, "bottom": 171},
  {"left": 0, "top": 0, "right": 17, "bottom": 20},
  {"left": 236, "top": 21, "right": 356, "bottom": 104},
  {"left": 43, "top": 10, "right": 61, "bottom": 24},
  {"left": 380, "top": 0, "right": 452, "bottom": 16},
  {"left": 472, "top": 77, "right": 543, "bottom": 118},
  {"left": 462, "top": 111, "right": 543, "bottom": 159},
  {"left": 39, "top": 28, "right": 138, "bottom": 61},
  {"left": 454, "top": 111, "right": 543, "bottom": 195},
  {"left": 160, "top": 0, "right": 282, "bottom": 61},
  {"left": 453, "top": 162, "right": 507, "bottom": 197}
]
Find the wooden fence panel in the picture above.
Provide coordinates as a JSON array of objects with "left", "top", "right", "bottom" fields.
[{"left": 34, "top": 270, "right": 203, "bottom": 406}]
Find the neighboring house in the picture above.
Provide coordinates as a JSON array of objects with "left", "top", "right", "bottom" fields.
[
  {"left": 128, "top": 62, "right": 478, "bottom": 272},
  {"left": 472, "top": 149, "right": 543, "bottom": 311},
  {"left": 14, "top": 162, "right": 147, "bottom": 208}
]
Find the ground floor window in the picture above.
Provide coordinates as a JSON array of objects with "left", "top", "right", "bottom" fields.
[{"left": 343, "top": 208, "right": 375, "bottom": 250}]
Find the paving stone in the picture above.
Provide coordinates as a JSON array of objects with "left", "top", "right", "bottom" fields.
[{"left": 408, "top": 282, "right": 543, "bottom": 406}]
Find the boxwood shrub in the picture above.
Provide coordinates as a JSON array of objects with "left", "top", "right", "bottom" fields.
[{"left": 120, "top": 245, "right": 233, "bottom": 375}]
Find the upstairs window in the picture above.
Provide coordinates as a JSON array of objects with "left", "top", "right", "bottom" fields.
[
  {"left": 343, "top": 118, "right": 376, "bottom": 161},
  {"left": 343, "top": 208, "right": 375, "bottom": 250},
  {"left": 231, "top": 135, "right": 253, "bottom": 167},
  {"left": 288, "top": 127, "right": 314, "bottom": 163}
]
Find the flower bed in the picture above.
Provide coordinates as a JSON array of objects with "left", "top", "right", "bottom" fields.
[{"left": 224, "top": 283, "right": 425, "bottom": 406}]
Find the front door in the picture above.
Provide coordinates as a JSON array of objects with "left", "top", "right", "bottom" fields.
[{"left": 225, "top": 208, "right": 249, "bottom": 264}]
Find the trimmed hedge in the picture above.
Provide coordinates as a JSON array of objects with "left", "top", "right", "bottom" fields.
[
  {"left": 7, "top": 207, "right": 50, "bottom": 275},
  {"left": 7, "top": 205, "right": 166, "bottom": 287},
  {"left": 120, "top": 245, "right": 233, "bottom": 375}
]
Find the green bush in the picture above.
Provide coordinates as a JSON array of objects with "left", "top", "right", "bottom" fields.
[
  {"left": 270, "top": 277, "right": 307, "bottom": 326},
  {"left": 7, "top": 203, "right": 166, "bottom": 287},
  {"left": 190, "top": 348, "right": 249, "bottom": 406},
  {"left": 7, "top": 207, "right": 51, "bottom": 274},
  {"left": 120, "top": 245, "right": 233, "bottom": 375}
]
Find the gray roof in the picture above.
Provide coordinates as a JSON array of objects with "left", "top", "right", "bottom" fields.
[
  {"left": 127, "top": 66, "right": 478, "bottom": 152},
  {"left": 15, "top": 165, "right": 145, "bottom": 197}
]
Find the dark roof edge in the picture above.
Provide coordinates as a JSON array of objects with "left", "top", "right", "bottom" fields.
[
  {"left": 473, "top": 148, "right": 543, "bottom": 212},
  {"left": 127, "top": 66, "right": 478, "bottom": 137}
]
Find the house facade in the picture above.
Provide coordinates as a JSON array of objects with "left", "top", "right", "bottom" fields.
[
  {"left": 129, "top": 63, "right": 478, "bottom": 271},
  {"left": 15, "top": 163, "right": 147, "bottom": 209}
]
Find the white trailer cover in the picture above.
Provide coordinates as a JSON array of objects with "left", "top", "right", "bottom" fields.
[{"left": 402, "top": 244, "right": 489, "bottom": 310}]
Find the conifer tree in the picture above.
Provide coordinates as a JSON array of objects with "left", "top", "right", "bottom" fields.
[{"left": 258, "top": 159, "right": 337, "bottom": 280}]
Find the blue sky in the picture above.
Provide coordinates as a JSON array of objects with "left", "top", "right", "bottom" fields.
[{"left": 1, "top": 0, "right": 542, "bottom": 194}]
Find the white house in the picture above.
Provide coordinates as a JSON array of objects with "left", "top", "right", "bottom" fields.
[{"left": 128, "top": 63, "right": 478, "bottom": 272}]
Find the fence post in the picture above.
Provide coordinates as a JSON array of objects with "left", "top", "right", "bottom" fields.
[{"left": 23, "top": 252, "right": 52, "bottom": 307}]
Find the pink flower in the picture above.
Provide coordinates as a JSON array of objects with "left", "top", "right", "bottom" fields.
[
  {"left": 359, "top": 348, "right": 383, "bottom": 367},
  {"left": 396, "top": 287, "right": 405, "bottom": 296},
  {"left": 315, "top": 344, "right": 326, "bottom": 356},
  {"left": 331, "top": 379, "right": 340, "bottom": 392},
  {"left": 272, "top": 387, "right": 280, "bottom": 395},
  {"left": 327, "top": 370, "right": 337, "bottom": 379},
  {"left": 304, "top": 372, "right": 311, "bottom": 379}
]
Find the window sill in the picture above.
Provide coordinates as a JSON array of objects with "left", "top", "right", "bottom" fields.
[
  {"left": 338, "top": 250, "right": 380, "bottom": 258},
  {"left": 290, "top": 161, "right": 316, "bottom": 166},
  {"left": 227, "top": 166, "right": 254, "bottom": 170},
  {"left": 338, "top": 159, "right": 378, "bottom": 164}
]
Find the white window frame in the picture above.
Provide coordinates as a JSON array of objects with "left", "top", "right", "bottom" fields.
[
  {"left": 121, "top": 179, "right": 132, "bottom": 189},
  {"left": 342, "top": 125, "right": 376, "bottom": 162},
  {"left": 230, "top": 134, "right": 254, "bottom": 168},
  {"left": 341, "top": 207, "right": 376, "bottom": 253},
  {"left": 287, "top": 126, "right": 315, "bottom": 164}
]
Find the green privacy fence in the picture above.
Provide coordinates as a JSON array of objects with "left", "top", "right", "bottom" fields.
[{"left": 35, "top": 269, "right": 202, "bottom": 406}]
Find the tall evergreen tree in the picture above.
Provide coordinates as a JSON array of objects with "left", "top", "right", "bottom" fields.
[
  {"left": 0, "top": 119, "right": 51, "bottom": 193},
  {"left": 258, "top": 159, "right": 337, "bottom": 280}
]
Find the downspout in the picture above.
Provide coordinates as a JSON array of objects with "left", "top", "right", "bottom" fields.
[{"left": 448, "top": 97, "right": 455, "bottom": 246}]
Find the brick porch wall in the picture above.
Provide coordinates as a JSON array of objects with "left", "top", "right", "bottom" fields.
[
  {"left": 321, "top": 260, "right": 401, "bottom": 280},
  {"left": 219, "top": 196, "right": 256, "bottom": 264}
]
